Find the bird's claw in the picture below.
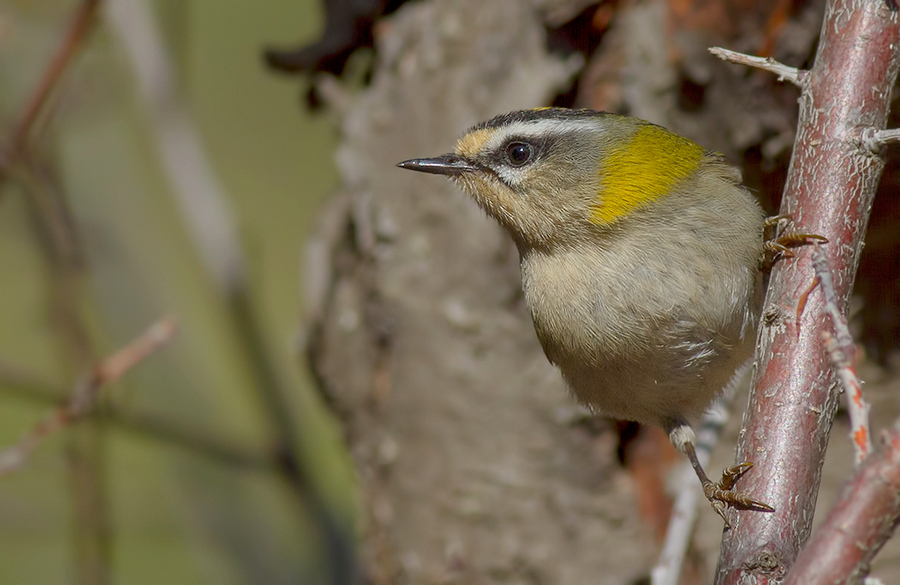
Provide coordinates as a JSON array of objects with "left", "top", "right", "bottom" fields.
[
  {"left": 702, "top": 462, "right": 775, "bottom": 528},
  {"left": 760, "top": 215, "right": 828, "bottom": 272}
]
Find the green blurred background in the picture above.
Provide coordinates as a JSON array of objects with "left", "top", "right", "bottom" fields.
[{"left": 0, "top": 0, "right": 356, "bottom": 582}]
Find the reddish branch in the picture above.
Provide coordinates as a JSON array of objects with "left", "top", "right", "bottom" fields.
[
  {"left": 714, "top": 0, "right": 900, "bottom": 582},
  {"left": 0, "top": 318, "right": 177, "bottom": 478},
  {"left": 782, "top": 423, "right": 900, "bottom": 583}
]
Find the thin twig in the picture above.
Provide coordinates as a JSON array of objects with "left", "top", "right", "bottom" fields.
[
  {"left": 811, "top": 247, "right": 871, "bottom": 463},
  {"left": 810, "top": 248, "right": 854, "bottom": 354},
  {"left": 2, "top": 0, "right": 102, "bottom": 166},
  {"left": 104, "top": 0, "right": 244, "bottom": 291},
  {"left": 104, "top": 3, "right": 359, "bottom": 580},
  {"left": 708, "top": 47, "right": 802, "bottom": 86},
  {"left": 0, "top": 318, "right": 177, "bottom": 478},
  {"left": 824, "top": 331, "right": 870, "bottom": 462},
  {"left": 862, "top": 127, "right": 900, "bottom": 151},
  {"left": 0, "top": 360, "right": 277, "bottom": 472}
]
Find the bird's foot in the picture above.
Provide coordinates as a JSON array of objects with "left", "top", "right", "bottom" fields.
[
  {"left": 701, "top": 462, "right": 775, "bottom": 528},
  {"left": 760, "top": 215, "right": 828, "bottom": 272}
]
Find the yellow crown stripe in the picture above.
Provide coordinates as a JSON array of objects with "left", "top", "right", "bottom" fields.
[{"left": 590, "top": 124, "right": 704, "bottom": 226}]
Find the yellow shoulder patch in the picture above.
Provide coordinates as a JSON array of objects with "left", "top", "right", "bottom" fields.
[{"left": 590, "top": 124, "right": 705, "bottom": 226}]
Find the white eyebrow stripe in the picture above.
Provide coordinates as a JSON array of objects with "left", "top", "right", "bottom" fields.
[{"left": 479, "top": 118, "right": 599, "bottom": 153}]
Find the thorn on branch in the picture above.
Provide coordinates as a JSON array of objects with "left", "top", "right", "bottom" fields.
[
  {"left": 796, "top": 274, "right": 820, "bottom": 335},
  {"left": 0, "top": 317, "right": 178, "bottom": 478},
  {"left": 708, "top": 47, "right": 803, "bottom": 87}
]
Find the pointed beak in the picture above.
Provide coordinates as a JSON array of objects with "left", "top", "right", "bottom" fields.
[{"left": 397, "top": 154, "right": 477, "bottom": 176}]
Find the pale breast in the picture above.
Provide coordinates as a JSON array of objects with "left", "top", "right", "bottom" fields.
[{"left": 518, "top": 177, "right": 763, "bottom": 427}]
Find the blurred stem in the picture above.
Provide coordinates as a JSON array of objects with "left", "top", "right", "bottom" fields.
[
  {"left": 68, "top": 424, "right": 110, "bottom": 585},
  {"left": 104, "top": 0, "right": 245, "bottom": 291},
  {"left": 23, "top": 157, "right": 110, "bottom": 585},
  {"left": 5, "top": 0, "right": 357, "bottom": 581},
  {"left": 104, "top": 0, "right": 358, "bottom": 578},
  {"left": 0, "top": 363, "right": 279, "bottom": 473},
  {"left": 228, "top": 288, "right": 358, "bottom": 585},
  {"left": 2, "top": 0, "right": 102, "bottom": 171},
  {"left": 1, "top": 0, "right": 110, "bottom": 580}
]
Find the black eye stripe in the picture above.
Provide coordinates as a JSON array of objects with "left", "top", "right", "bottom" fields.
[{"left": 482, "top": 134, "right": 557, "bottom": 176}]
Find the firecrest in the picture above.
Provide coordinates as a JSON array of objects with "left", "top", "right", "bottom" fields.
[{"left": 397, "top": 107, "right": 773, "bottom": 523}]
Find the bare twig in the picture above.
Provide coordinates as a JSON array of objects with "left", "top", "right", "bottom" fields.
[
  {"left": 1, "top": 0, "right": 102, "bottom": 168},
  {"left": 812, "top": 247, "right": 871, "bottom": 464},
  {"left": 104, "top": 4, "right": 359, "bottom": 580},
  {"left": 12, "top": 66, "right": 107, "bottom": 583},
  {"left": 810, "top": 248, "right": 854, "bottom": 355},
  {"left": 0, "top": 360, "right": 277, "bottom": 472},
  {"left": 708, "top": 47, "right": 802, "bottom": 86},
  {"left": 0, "top": 318, "right": 177, "bottom": 478},
  {"left": 782, "top": 422, "right": 900, "bottom": 584},
  {"left": 862, "top": 127, "right": 900, "bottom": 151},
  {"left": 103, "top": 0, "right": 244, "bottom": 292},
  {"left": 825, "top": 331, "right": 870, "bottom": 462}
]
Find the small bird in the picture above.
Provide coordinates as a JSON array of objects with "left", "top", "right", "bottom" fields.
[{"left": 398, "top": 107, "right": 774, "bottom": 523}]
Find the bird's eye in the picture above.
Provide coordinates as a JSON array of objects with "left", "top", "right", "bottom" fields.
[{"left": 505, "top": 142, "right": 533, "bottom": 167}]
